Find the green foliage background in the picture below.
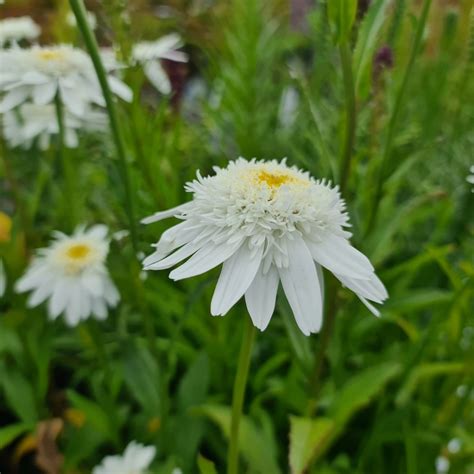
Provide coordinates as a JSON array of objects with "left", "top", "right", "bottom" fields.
[{"left": 0, "top": 0, "right": 473, "bottom": 472}]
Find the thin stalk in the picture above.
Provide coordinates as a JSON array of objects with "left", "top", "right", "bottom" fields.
[
  {"left": 227, "top": 317, "right": 256, "bottom": 474},
  {"left": 54, "top": 93, "right": 76, "bottom": 230},
  {"left": 366, "top": 0, "right": 432, "bottom": 234},
  {"left": 307, "top": 280, "right": 338, "bottom": 416},
  {"left": 338, "top": 42, "right": 356, "bottom": 196},
  {"left": 69, "top": 0, "right": 138, "bottom": 252}
]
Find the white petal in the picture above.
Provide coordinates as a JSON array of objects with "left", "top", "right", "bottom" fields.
[
  {"left": 103, "top": 278, "right": 120, "bottom": 307},
  {"left": 59, "top": 82, "right": 85, "bottom": 116},
  {"left": 211, "top": 242, "right": 264, "bottom": 316},
  {"left": 32, "top": 82, "right": 57, "bottom": 105},
  {"left": 141, "top": 203, "right": 191, "bottom": 224},
  {"left": 306, "top": 235, "right": 374, "bottom": 280},
  {"left": 91, "top": 297, "right": 108, "bottom": 320},
  {"left": 169, "top": 239, "right": 243, "bottom": 281},
  {"left": 143, "top": 240, "right": 201, "bottom": 270},
  {"left": 64, "top": 285, "right": 82, "bottom": 326},
  {"left": 27, "top": 279, "right": 53, "bottom": 307},
  {"left": 107, "top": 75, "right": 133, "bottom": 102},
  {"left": 278, "top": 236, "right": 323, "bottom": 335},
  {"left": 316, "top": 263, "right": 325, "bottom": 308},
  {"left": 358, "top": 296, "right": 381, "bottom": 317},
  {"left": 0, "top": 86, "right": 29, "bottom": 112},
  {"left": 336, "top": 272, "right": 388, "bottom": 303},
  {"left": 87, "top": 224, "right": 109, "bottom": 239},
  {"left": 48, "top": 278, "right": 71, "bottom": 318},
  {"left": 144, "top": 60, "right": 171, "bottom": 94},
  {"left": 245, "top": 264, "right": 279, "bottom": 331},
  {"left": 81, "top": 272, "right": 104, "bottom": 296}
]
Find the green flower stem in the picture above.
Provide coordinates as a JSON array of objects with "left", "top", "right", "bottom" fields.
[
  {"left": 54, "top": 93, "right": 76, "bottom": 230},
  {"left": 366, "top": 0, "right": 432, "bottom": 234},
  {"left": 69, "top": 0, "right": 138, "bottom": 252},
  {"left": 307, "top": 279, "right": 338, "bottom": 416},
  {"left": 338, "top": 41, "right": 356, "bottom": 196},
  {"left": 227, "top": 317, "right": 256, "bottom": 474}
]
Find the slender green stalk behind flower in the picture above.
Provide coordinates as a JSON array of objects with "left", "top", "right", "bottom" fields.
[
  {"left": 15, "top": 225, "right": 119, "bottom": 326},
  {"left": 143, "top": 158, "right": 388, "bottom": 335},
  {"left": 0, "top": 45, "right": 132, "bottom": 115}
]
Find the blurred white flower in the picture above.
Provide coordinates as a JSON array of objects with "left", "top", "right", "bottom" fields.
[
  {"left": 92, "top": 441, "right": 156, "bottom": 474},
  {"left": 447, "top": 438, "right": 461, "bottom": 454},
  {"left": 466, "top": 164, "right": 474, "bottom": 192},
  {"left": 3, "top": 103, "right": 107, "bottom": 150},
  {"left": 66, "top": 10, "right": 97, "bottom": 30},
  {"left": 0, "top": 16, "right": 40, "bottom": 47},
  {"left": 0, "top": 45, "right": 132, "bottom": 116},
  {"left": 132, "top": 34, "right": 188, "bottom": 94},
  {"left": 143, "top": 158, "right": 387, "bottom": 335},
  {"left": 435, "top": 455, "right": 450, "bottom": 474},
  {"left": 15, "top": 225, "right": 119, "bottom": 326},
  {"left": 278, "top": 86, "right": 299, "bottom": 128},
  {"left": 0, "top": 259, "right": 6, "bottom": 298}
]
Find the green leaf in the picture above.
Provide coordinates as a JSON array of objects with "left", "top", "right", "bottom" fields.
[
  {"left": 196, "top": 404, "right": 281, "bottom": 474},
  {"left": 329, "top": 362, "right": 401, "bottom": 425},
  {"left": 0, "top": 423, "right": 32, "bottom": 449},
  {"left": 328, "top": 0, "right": 358, "bottom": 44},
  {"left": 289, "top": 416, "right": 335, "bottom": 474},
  {"left": 67, "top": 390, "right": 115, "bottom": 442},
  {"left": 122, "top": 343, "right": 161, "bottom": 415},
  {"left": 353, "top": 0, "right": 392, "bottom": 96},
  {"left": 197, "top": 454, "right": 218, "bottom": 474},
  {"left": 178, "top": 352, "right": 210, "bottom": 410},
  {"left": 0, "top": 370, "right": 38, "bottom": 424}
]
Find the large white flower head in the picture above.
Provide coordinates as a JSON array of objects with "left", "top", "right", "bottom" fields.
[
  {"left": 92, "top": 441, "right": 156, "bottom": 474},
  {"left": 0, "top": 45, "right": 132, "bottom": 116},
  {"left": 132, "top": 33, "right": 188, "bottom": 95},
  {"left": 2, "top": 103, "right": 107, "bottom": 150},
  {"left": 0, "top": 16, "right": 41, "bottom": 47},
  {"left": 15, "top": 225, "right": 119, "bottom": 326},
  {"left": 143, "top": 158, "right": 388, "bottom": 335}
]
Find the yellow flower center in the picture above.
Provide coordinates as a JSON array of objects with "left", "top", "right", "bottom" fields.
[
  {"left": 37, "top": 50, "right": 65, "bottom": 61},
  {"left": 65, "top": 243, "right": 91, "bottom": 261},
  {"left": 256, "top": 170, "right": 294, "bottom": 188}
]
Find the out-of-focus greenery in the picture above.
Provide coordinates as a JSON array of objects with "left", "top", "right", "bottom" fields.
[{"left": 0, "top": 0, "right": 473, "bottom": 473}]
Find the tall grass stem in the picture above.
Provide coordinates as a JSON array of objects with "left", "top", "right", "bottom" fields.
[
  {"left": 227, "top": 317, "right": 256, "bottom": 474},
  {"left": 366, "top": 0, "right": 433, "bottom": 233},
  {"left": 339, "top": 42, "right": 357, "bottom": 196},
  {"left": 69, "top": 0, "right": 138, "bottom": 252}
]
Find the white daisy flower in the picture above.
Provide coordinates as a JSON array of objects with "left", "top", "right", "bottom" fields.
[
  {"left": 0, "top": 259, "right": 6, "bottom": 298},
  {"left": 142, "top": 158, "right": 388, "bottom": 335},
  {"left": 2, "top": 102, "right": 107, "bottom": 150},
  {"left": 92, "top": 441, "right": 156, "bottom": 474},
  {"left": 0, "top": 16, "right": 41, "bottom": 47},
  {"left": 467, "top": 165, "right": 474, "bottom": 192},
  {"left": 0, "top": 45, "right": 132, "bottom": 116},
  {"left": 132, "top": 33, "right": 188, "bottom": 95},
  {"left": 15, "top": 225, "right": 119, "bottom": 326}
]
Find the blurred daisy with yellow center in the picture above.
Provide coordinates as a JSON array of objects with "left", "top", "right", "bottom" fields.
[
  {"left": 143, "top": 158, "right": 388, "bottom": 335},
  {"left": 0, "top": 45, "right": 132, "bottom": 116},
  {"left": 16, "top": 225, "right": 119, "bottom": 326}
]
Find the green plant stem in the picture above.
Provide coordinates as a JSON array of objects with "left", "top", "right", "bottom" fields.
[
  {"left": 307, "top": 280, "right": 338, "bottom": 416},
  {"left": 54, "top": 93, "right": 76, "bottom": 230},
  {"left": 69, "top": 0, "right": 138, "bottom": 252},
  {"left": 366, "top": 0, "right": 432, "bottom": 234},
  {"left": 227, "top": 317, "right": 256, "bottom": 474},
  {"left": 339, "top": 42, "right": 357, "bottom": 196}
]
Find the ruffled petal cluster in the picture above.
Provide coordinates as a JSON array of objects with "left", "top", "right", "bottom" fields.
[
  {"left": 132, "top": 34, "right": 188, "bottom": 94},
  {"left": 0, "top": 16, "right": 40, "bottom": 47},
  {"left": 143, "top": 158, "right": 388, "bottom": 335},
  {"left": 92, "top": 441, "right": 156, "bottom": 474},
  {"left": 3, "top": 103, "right": 107, "bottom": 149},
  {"left": 16, "top": 225, "right": 119, "bottom": 326},
  {"left": 0, "top": 45, "right": 131, "bottom": 116}
]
